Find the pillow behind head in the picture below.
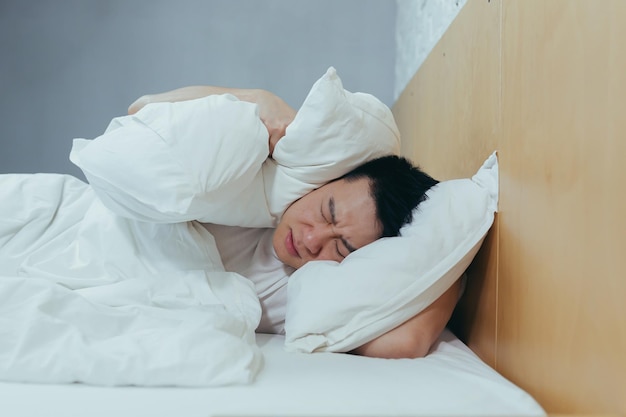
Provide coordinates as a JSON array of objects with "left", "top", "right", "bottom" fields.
[{"left": 284, "top": 152, "right": 499, "bottom": 353}]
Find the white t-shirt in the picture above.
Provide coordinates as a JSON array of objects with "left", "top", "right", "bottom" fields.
[{"left": 201, "top": 223, "right": 294, "bottom": 334}]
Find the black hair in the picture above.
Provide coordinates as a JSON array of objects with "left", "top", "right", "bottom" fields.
[{"left": 340, "top": 155, "right": 438, "bottom": 238}]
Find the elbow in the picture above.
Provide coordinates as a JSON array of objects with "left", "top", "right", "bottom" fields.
[
  {"left": 394, "top": 339, "right": 430, "bottom": 359},
  {"left": 353, "top": 334, "right": 432, "bottom": 359},
  {"left": 388, "top": 331, "right": 431, "bottom": 359},
  {"left": 128, "top": 95, "right": 151, "bottom": 115},
  {"left": 405, "top": 348, "right": 429, "bottom": 359}
]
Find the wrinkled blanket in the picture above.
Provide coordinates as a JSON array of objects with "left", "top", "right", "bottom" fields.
[
  {"left": 1, "top": 96, "right": 276, "bottom": 387},
  {"left": 0, "top": 174, "right": 262, "bottom": 386}
]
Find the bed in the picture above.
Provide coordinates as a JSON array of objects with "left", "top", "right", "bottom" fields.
[
  {"left": 3, "top": 0, "right": 624, "bottom": 416},
  {"left": 1, "top": 330, "right": 543, "bottom": 417},
  {"left": 0, "top": 70, "right": 543, "bottom": 415}
]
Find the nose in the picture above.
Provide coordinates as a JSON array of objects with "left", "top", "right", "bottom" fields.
[{"left": 302, "top": 223, "right": 334, "bottom": 256}]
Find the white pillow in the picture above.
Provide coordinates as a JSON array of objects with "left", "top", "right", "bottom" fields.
[
  {"left": 262, "top": 66, "right": 401, "bottom": 216},
  {"left": 284, "top": 152, "right": 499, "bottom": 353},
  {"left": 70, "top": 67, "right": 400, "bottom": 228},
  {"left": 70, "top": 94, "right": 273, "bottom": 227}
]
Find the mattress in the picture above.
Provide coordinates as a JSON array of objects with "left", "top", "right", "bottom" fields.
[{"left": 2, "top": 330, "right": 545, "bottom": 417}]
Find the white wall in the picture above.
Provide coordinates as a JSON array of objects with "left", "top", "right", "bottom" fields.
[
  {"left": 395, "top": 0, "right": 466, "bottom": 100},
  {"left": 0, "top": 1, "right": 395, "bottom": 177}
]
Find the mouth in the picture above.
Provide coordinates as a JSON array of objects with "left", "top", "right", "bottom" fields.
[{"left": 285, "top": 229, "right": 300, "bottom": 258}]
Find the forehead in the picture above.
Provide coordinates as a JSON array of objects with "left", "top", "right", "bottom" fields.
[
  {"left": 321, "top": 177, "right": 381, "bottom": 245},
  {"left": 324, "top": 177, "right": 372, "bottom": 203}
]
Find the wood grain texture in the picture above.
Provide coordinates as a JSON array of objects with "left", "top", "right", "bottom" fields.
[
  {"left": 393, "top": 0, "right": 626, "bottom": 414},
  {"left": 498, "top": 0, "right": 626, "bottom": 413},
  {"left": 393, "top": 0, "right": 501, "bottom": 368}
]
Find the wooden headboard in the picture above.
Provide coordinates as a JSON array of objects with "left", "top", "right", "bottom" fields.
[{"left": 392, "top": 0, "right": 626, "bottom": 415}]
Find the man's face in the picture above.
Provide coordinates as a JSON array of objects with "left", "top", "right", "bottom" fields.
[{"left": 273, "top": 177, "right": 382, "bottom": 269}]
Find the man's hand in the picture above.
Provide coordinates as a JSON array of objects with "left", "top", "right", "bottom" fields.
[
  {"left": 253, "top": 90, "right": 296, "bottom": 157},
  {"left": 127, "top": 86, "right": 295, "bottom": 157}
]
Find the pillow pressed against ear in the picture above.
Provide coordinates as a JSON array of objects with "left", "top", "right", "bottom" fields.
[
  {"left": 262, "top": 66, "right": 401, "bottom": 220},
  {"left": 284, "top": 152, "right": 499, "bottom": 353},
  {"left": 71, "top": 67, "right": 400, "bottom": 229}
]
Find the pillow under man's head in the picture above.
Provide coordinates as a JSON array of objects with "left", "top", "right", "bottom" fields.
[{"left": 284, "top": 152, "right": 499, "bottom": 353}]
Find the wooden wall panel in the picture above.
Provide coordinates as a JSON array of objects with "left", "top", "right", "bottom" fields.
[
  {"left": 498, "top": 0, "right": 626, "bottom": 413},
  {"left": 393, "top": 0, "right": 501, "bottom": 367},
  {"left": 393, "top": 0, "right": 626, "bottom": 413}
]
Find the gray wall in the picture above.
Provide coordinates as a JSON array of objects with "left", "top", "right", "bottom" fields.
[{"left": 0, "top": 1, "right": 395, "bottom": 177}]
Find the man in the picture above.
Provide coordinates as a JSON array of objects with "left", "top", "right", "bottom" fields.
[{"left": 129, "top": 87, "right": 462, "bottom": 359}]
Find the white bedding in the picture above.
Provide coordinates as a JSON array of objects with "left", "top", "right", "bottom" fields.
[
  {"left": 0, "top": 77, "right": 400, "bottom": 387},
  {"left": 0, "top": 73, "right": 402, "bottom": 386},
  {"left": 1, "top": 331, "right": 545, "bottom": 417},
  {"left": 0, "top": 75, "right": 401, "bottom": 386},
  {"left": 0, "top": 69, "right": 545, "bottom": 412},
  {"left": 0, "top": 173, "right": 262, "bottom": 386}
]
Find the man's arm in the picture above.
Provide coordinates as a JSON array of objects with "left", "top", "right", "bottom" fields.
[
  {"left": 127, "top": 86, "right": 262, "bottom": 114},
  {"left": 128, "top": 86, "right": 295, "bottom": 157},
  {"left": 351, "top": 279, "right": 462, "bottom": 359}
]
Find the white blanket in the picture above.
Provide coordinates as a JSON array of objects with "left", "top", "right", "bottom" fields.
[
  {"left": 0, "top": 97, "right": 274, "bottom": 387},
  {"left": 0, "top": 174, "right": 262, "bottom": 386}
]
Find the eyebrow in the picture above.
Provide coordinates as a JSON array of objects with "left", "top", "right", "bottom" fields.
[{"left": 329, "top": 197, "right": 357, "bottom": 253}]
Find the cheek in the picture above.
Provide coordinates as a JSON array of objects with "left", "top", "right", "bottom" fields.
[
  {"left": 272, "top": 224, "right": 287, "bottom": 260},
  {"left": 318, "top": 243, "right": 342, "bottom": 263}
]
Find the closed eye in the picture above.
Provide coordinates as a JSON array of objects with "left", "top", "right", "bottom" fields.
[
  {"left": 329, "top": 196, "right": 357, "bottom": 254},
  {"left": 335, "top": 240, "right": 347, "bottom": 260},
  {"left": 320, "top": 204, "right": 330, "bottom": 224}
]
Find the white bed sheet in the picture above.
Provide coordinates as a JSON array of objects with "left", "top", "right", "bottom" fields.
[{"left": 2, "top": 330, "right": 545, "bottom": 417}]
